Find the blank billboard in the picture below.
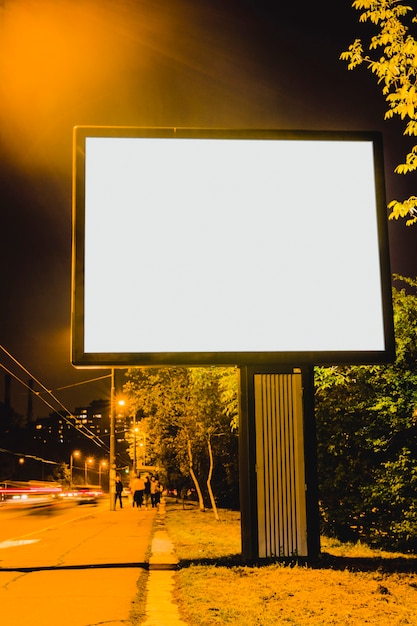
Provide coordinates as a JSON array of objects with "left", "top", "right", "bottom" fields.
[{"left": 71, "top": 127, "right": 394, "bottom": 367}]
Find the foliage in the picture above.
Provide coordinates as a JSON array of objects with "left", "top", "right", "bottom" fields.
[
  {"left": 50, "top": 461, "right": 71, "bottom": 486},
  {"left": 217, "top": 367, "right": 239, "bottom": 431},
  {"left": 123, "top": 367, "right": 239, "bottom": 511},
  {"left": 341, "top": 0, "right": 417, "bottom": 224},
  {"left": 315, "top": 276, "right": 417, "bottom": 550}
]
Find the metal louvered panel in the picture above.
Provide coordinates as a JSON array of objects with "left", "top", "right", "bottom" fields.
[{"left": 254, "top": 373, "right": 307, "bottom": 557}]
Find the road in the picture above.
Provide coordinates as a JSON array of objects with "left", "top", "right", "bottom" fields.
[{"left": 0, "top": 498, "right": 156, "bottom": 626}]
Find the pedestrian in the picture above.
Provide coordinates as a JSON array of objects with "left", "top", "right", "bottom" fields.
[
  {"left": 150, "top": 476, "right": 161, "bottom": 508},
  {"left": 130, "top": 474, "right": 145, "bottom": 508},
  {"left": 144, "top": 475, "right": 151, "bottom": 509},
  {"left": 114, "top": 476, "right": 123, "bottom": 509},
  {"left": 155, "top": 481, "right": 163, "bottom": 508}
]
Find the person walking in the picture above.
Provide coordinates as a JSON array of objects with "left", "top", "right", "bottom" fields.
[
  {"left": 144, "top": 475, "right": 151, "bottom": 509},
  {"left": 150, "top": 476, "right": 161, "bottom": 508},
  {"left": 130, "top": 474, "right": 145, "bottom": 508},
  {"left": 114, "top": 476, "right": 123, "bottom": 509}
]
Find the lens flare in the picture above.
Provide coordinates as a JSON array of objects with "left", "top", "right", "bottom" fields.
[{"left": 1, "top": 0, "right": 161, "bottom": 173}]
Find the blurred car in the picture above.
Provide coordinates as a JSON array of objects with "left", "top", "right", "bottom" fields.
[
  {"left": 0, "top": 481, "right": 62, "bottom": 509},
  {"left": 71, "top": 485, "right": 104, "bottom": 505}
]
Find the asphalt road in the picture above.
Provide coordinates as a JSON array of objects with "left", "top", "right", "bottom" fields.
[{"left": 0, "top": 498, "right": 156, "bottom": 625}]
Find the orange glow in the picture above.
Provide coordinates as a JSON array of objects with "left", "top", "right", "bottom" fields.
[
  {"left": 1, "top": 0, "right": 260, "bottom": 179},
  {"left": 0, "top": 0, "right": 158, "bottom": 173}
]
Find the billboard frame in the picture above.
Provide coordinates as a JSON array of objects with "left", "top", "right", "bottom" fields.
[{"left": 71, "top": 126, "right": 395, "bottom": 368}]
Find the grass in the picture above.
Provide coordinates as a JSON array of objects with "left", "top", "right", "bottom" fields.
[
  {"left": 162, "top": 498, "right": 417, "bottom": 625},
  {"left": 129, "top": 570, "right": 148, "bottom": 624}
]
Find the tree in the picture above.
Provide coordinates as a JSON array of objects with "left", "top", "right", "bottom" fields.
[
  {"left": 315, "top": 276, "right": 417, "bottom": 550},
  {"left": 123, "top": 367, "right": 239, "bottom": 515},
  {"left": 50, "top": 462, "right": 71, "bottom": 486},
  {"left": 341, "top": 0, "right": 417, "bottom": 224},
  {"left": 217, "top": 367, "right": 239, "bottom": 432},
  {"left": 187, "top": 368, "right": 239, "bottom": 519}
]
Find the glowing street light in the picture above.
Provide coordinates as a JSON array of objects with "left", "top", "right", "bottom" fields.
[
  {"left": 70, "top": 450, "right": 80, "bottom": 487},
  {"left": 99, "top": 460, "right": 107, "bottom": 487},
  {"left": 139, "top": 434, "right": 146, "bottom": 466},
  {"left": 84, "top": 457, "right": 93, "bottom": 484},
  {"left": 117, "top": 399, "right": 125, "bottom": 417}
]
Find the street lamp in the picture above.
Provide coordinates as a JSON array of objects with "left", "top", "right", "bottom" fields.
[
  {"left": 133, "top": 425, "right": 139, "bottom": 474},
  {"left": 99, "top": 460, "right": 107, "bottom": 487},
  {"left": 139, "top": 435, "right": 146, "bottom": 467},
  {"left": 70, "top": 450, "right": 80, "bottom": 487},
  {"left": 84, "top": 457, "right": 93, "bottom": 484},
  {"left": 110, "top": 368, "right": 116, "bottom": 510}
]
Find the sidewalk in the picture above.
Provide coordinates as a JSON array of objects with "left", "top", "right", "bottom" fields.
[
  {"left": 0, "top": 499, "right": 187, "bottom": 626},
  {"left": 84, "top": 498, "right": 187, "bottom": 625},
  {"left": 143, "top": 498, "right": 187, "bottom": 626}
]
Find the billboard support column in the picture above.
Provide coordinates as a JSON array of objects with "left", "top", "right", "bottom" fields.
[
  {"left": 238, "top": 366, "right": 320, "bottom": 561},
  {"left": 110, "top": 368, "right": 116, "bottom": 511}
]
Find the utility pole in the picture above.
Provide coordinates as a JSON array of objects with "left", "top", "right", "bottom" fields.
[
  {"left": 110, "top": 368, "right": 116, "bottom": 511},
  {"left": 133, "top": 411, "right": 137, "bottom": 475}
]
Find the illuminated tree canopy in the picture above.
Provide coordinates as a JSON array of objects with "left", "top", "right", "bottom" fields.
[
  {"left": 315, "top": 276, "right": 417, "bottom": 550},
  {"left": 123, "top": 366, "right": 239, "bottom": 513},
  {"left": 341, "top": 0, "right": 417, "bottom": 225}
]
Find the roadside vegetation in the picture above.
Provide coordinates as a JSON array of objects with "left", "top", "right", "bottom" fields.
[
  {"left": 315, "top": 276, "right": 417, "bottom": 552},
  {"left": 124, "top": 276, "right": 417, "bottom": 555},
  {"left": 124, "top": 366, "right": 239, "bottom": 514},
  {"left": 341, "top": 0, "right": 417, "bottom": 225},
  {"left": 164, "top": 499, "right": 417, "bottom": 626}
]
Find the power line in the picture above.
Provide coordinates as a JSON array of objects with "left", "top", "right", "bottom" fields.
[
  {"left": 0, "top": 447, "right": 58, "bottom": 466},
  {"left": 56, "top": 374, "right": 112, "bottom": 391},
  {"left": 0, "top": 345, "right": 111, "bottom": 453},
  {"left": 0, "top": 346, "right": 135, "bottom": 469},
  {"left": 0, "top": 362, "right": 33, "bottom": 396}
]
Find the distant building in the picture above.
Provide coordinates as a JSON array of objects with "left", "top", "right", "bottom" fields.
[
  {"left": 73, "top": 399, "right": 111, "bottom": 438},
  {"left": 31, "top": 399, "right": 112, "bottom": 449},
  {"left": 32, "top": 412, "right": 69, "bottom": 446}
]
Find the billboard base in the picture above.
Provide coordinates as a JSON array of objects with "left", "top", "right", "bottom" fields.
[{"left": 239, "top": 366, "right": 320, "bottom": 560}]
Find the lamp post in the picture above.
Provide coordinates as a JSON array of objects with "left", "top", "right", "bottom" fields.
[
  {"left": 84, "top": 457, "right": 93, "bottom": 484},
  {"left": 99, "top": 460, "right": 107, "bottom": 487},
  {"left": 139, "top": 434, "right": 146, "bottom": 467},
  {"left": 132, "top": 403, "right": 139, "bottom": 475},
  {"left": 70, "top": 450, "right": 80, "bottom": 487},
  {"left": 110, "top": 368, "right": 116, "bottom": 511}
]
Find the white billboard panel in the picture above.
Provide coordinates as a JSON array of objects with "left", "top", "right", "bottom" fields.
[{"left": 72, "top": 128, "right": 394, "bottom": 366}]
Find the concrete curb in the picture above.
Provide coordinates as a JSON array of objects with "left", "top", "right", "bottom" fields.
[{"left": 143, "top": 500, "right": 187, "bottom": 626}]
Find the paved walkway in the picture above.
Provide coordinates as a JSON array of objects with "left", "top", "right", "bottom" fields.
[
  {"left": 143, "top": 500, "right": 187, "bottom": 626},
  {"left": 0, "top": 498, "right": 187, "bottom": 625}
]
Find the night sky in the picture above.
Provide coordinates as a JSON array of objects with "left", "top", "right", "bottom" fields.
[{"left": 1, "top": 0, "right": 416, "bottom": 417}]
